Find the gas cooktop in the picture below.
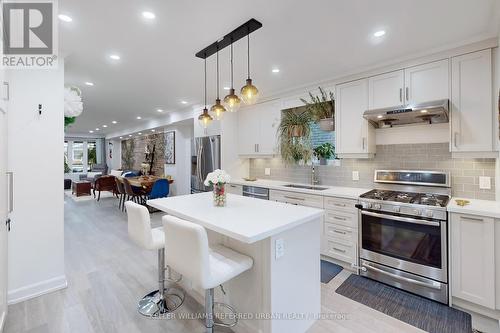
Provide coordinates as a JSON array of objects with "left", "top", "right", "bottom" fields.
[{"left": 360, "top": 189, "right": 450, "bottom": 207}]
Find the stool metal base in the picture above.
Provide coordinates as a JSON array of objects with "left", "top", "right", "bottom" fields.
[{"left": 138, "top": 287, "right": 185, "bottom": 317}]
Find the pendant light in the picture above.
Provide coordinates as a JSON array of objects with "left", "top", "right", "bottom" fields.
[
  {"left": 240, "top": 33, "right": 259, "bottom": 105},
  {"left": 210, "top": 48, "right": 226, "bottom": 120},
  {"left": 223, "top": 41, "right": 241, "bottom": 112},
  {"left": 198, "top": 57, "right": 213, "bottom": 128}
]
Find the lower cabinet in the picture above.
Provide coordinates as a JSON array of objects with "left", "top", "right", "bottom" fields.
[
  {"left": 450, "top": 213, "right": 496, "bottom": 310},
  {"left": 269, "top": 189, "right": 359, "bottom": 268},
  {"left": 226, "top": 184, "right": 243, "bottom": 195}
]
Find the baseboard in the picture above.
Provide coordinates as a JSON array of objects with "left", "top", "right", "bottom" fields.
[{"left": 7, "top": 275, "right": 68, "bottom": 305}]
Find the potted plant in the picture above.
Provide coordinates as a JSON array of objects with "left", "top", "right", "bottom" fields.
[
  {"left": 301, "top": 87, "right": 335, "bottom": 131},
  {"left": 204, "top": 169, "right": 231, "bottom": 207},
  {"left": 313, "top": 143, "right": 335, "bottom": 165},
  {"left": 278, "top": 109, "right": 313, "bottom": 164}
]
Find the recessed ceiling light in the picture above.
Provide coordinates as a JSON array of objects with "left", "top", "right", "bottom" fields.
[
  {"left": 420, "top": 109, "right": 428, "bottom": 113},
  {"left": 223, "top": 86, "right": 230, "bottom": 90},
  {"left": 58, "top": 14, "right": 72, "bottom": 22},
  {"left": 151, "top": 129, "right": 156, "bottom": 132},
  {"left": 181, "top": 101, "right": 188, "bottom": 105},
  {"left": 102, "top": 125, "right": 107, "bottom": 128},
  {"left": 138, "top": 132, "right": 142, "bottom": 135},
  {"left": 377, "top": 115, "right": 384, "bottom": 119},
  {"left": 157, "top": 109, "right": 164, "bottom": 113},
  {"left": 142, "top": 11, "right": 155, "bottom": 19},
  {"left": 272, "top": 68, "right": 280, "bottom": 73},
  {"left": 136, "top": 116, "right": 142, "bottom": 120},
  {"left": 373, "top": 30, "right": 386, "bottom": 37},
  {"left": 95, "top": 128, "right": 99, "bottom": 131},
  {"left": 119, "top": 136, "right": 123, "bottom": 139},
  {"left": 89, "top": 130, "right": 94, "bottom": 133},
  {"left": 84, "top": 82, "right": 94, "bottom": 86},
  {"left": 129, "top": 134, "right": 132, "bottom": 137},
  {"left": 112, "top": 121, "right": 117, "bottom": 124},
  {"left": 109, "top": 54, "right": 121, "bottom": 60}
]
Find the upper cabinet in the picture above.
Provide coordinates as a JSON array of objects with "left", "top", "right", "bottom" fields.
[
  {"left": 451, "top": 49, "right": 495, "bottom": 156},
  {"left": 335, "top": 79, "right": 375, "bottom": 158},
  {"left": 404, "top": 59, "right": 449, "bottom": 105},
  {"left": 237, "top": 99, "right": 281, "bottom": 157},
  {"left": 368, "top": 70, "right": 404, "bottom": 110},
  {"left": 367, "top": 59, "right": 449, "bottom": 110}
]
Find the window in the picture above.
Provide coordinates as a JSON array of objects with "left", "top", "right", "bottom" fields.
[
  {"left": 65, "top": 138, "right": 104, "bottom": 173},
  {"left": 87, "top": 141, "right": 97, "bottom": 171}
]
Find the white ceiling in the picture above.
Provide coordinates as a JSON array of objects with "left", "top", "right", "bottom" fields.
[{"left": 61, "top": 0, "right": 500, "bottom": 136}]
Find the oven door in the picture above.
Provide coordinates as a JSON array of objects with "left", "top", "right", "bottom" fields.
[{"left": 359, "top": 210, "right": 447, "bottom": 283}]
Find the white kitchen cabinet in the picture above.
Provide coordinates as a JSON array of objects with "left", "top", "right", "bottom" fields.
[
  {"left": 226, "top": 184, "right": 243, "bottom": 195},
  {"left": 450, "top": 213, "right": 496, "bottom": 309},
  {"left": 368, "top": 70, "right": 404, "bottom": 110},
  {"left": 335, "top": 79, "right": 375, "bottom": 158},
  {"left": 451, "top": 49, "right": 494, "bottom": 156},
  {"left": 404, "top": 59, "right": 449, "bottom": 105},
  {"left": 237, "top": 99, "right": 281, "bottom": 157}
]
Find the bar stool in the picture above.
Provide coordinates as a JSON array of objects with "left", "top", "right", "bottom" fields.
[
  {"left": 125, "top": 202, "right": 184, "bottom": 317},
  {"left": 162, "top": 215, "right": 253, "bottom": 333}
]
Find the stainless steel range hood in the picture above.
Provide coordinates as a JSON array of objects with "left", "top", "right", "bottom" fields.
[{"left": 363, "top": 99, "right": 449, "bottom": 128}]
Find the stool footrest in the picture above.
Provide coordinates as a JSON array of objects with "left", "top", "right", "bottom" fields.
[{"left": 212, "top": 302, "right": 238, "bottom": 328}]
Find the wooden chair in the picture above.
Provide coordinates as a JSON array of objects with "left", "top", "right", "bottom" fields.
[
  {"left": 123, "top": 177, "right": 146, "bottom": 205},
  {"left": 115, "top": 177, "right": 126, "bottom": 211},
  {"left": 93, "top": 175, "right": 117, "bottom": 201}
]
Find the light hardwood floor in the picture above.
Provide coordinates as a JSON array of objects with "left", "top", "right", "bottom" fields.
[{"left": 2, "top": 193, "right": 473, "bottom": 333}]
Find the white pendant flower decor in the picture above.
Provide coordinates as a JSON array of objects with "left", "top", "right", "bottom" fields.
[{"left": 64, "top": 86, "right": 83, "bottom": 117}]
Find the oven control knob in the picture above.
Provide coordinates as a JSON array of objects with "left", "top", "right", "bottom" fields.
[
  {"left": 413, "top": 209, "right": 422, "bottom": 216},
  {"left": 363, "top": 202, "right": 372, "bottom": 209},
  {"left": 426, "top": 211, "right": 434, "bottom": 218},
  {"left": 373, "top": 204, "right": 382, "bottom": 210},
  {"left": 393, "top": 206, "right": 401, "bottom": 213}
]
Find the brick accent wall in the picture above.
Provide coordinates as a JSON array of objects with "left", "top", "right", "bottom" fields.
[
  {"left": 250, "top": 143, "right": 497, "bottom": 200},
  {"left": 121, "top": 133, "right": 165, "bottom": 175}
]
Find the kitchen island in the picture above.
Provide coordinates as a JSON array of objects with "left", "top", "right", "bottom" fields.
[{"left": 148, "top": 192, "right": 324, "bottom": 333}]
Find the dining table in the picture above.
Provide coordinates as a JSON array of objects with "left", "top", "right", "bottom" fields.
[{"left": 125, "top": 175, "right": 174, "bottom": 191}]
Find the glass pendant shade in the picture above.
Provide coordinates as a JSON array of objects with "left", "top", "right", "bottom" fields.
[
  {"left": 241, "top": 78, "right": 259, "bottom": 105},
  {"left": 198, "top": 108, "right": 213, "bottom": 129},
  {"left": 210, "top": 98, "right": 226, "bottom": 120},
  {"left": 223, "top": 88, "right": 241, "bottom": 113}
]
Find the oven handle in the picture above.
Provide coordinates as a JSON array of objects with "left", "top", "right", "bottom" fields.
[
  {"left": 361, "top": 210, "right": 440, "bottom": 227},
  {"left": 361, "top": 262, "right": 442, "bottom": 290}
]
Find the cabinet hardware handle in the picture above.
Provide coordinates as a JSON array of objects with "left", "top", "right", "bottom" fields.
[
  {"left": 362, "top": 137, "right": 366, "bottom": 150},
  {"left": 3, "top": 82, "right": 9, "bottom": 101},
  {"left": 333, "top": 247, "right": 346, "bottom": 253},
  {"left": 333, "top": 203, "right": 346, "bottom": 207},
  {"left": 405, "top": 87, "right": 409, "bottom": 101},
  {"left": 6, "top": 172, "right": 13, "bottom": 213},
  {"left": 333, "top": 230, "right": 347, "bottom": 235},
  {"left": 454, "top": 132, "right": 459, "bottom": 148},
  {"left": 256, "top": 144, "right": 259, "bottom": 153},
  {"left": 284, "top": 195, "right": 305, "bottom": 201},
  {"left": 399, "top": 88, "right": 402, "bottom": 102},
  {"left": 460, "top": 216, "right": 484, "bottom": 222},
  {"left": 332, "top": 216, "right": 347, "bottom": 221}
]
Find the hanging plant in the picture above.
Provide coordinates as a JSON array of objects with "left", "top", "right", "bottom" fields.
[
  {"left": 278, "top": 108, "right": 313, "bottom": 164},
  {"left": 300, "top": 87, "right": 335, "bottom": 131}
]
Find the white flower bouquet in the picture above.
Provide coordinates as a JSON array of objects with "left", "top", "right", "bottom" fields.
[{"left": 204, "top": 169, "right": 231, "bottom": 207}]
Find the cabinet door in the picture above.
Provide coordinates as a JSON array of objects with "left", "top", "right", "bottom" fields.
[
  {"left": 226, "top": 184, "right": 243, "bottom": 195},
  {"left": 368, "top": 70, "right": 404, "bottom": 109},
  {"left": 335, "top": 79, "right": 372, "bottom": 156},
  {"left": 451, "top": 50, "right": 493, "bottom": 153},
  {"left": 257, "top": 100, "right": 281, "bottom": 155},
  {"left": 237, "top": 105, "right": 260, "bottom": 155},
  {"left": 451, "top": 213, "right": 495, "bottom": 309},
  {"left": 404, "top": 59, "right": 449, "bottom": 105}
]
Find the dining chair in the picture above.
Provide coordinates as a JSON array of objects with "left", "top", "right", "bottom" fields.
[
  {"left": 115, "top": 177, "right": 126, "bottom": 211},
  {"left": 123, "top": 177, "right": 146, "bottom": 205},
  {"left": 148, "top": 179, "right": 170, "bottom": 200}
]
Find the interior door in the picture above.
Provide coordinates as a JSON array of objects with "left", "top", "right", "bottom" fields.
[{"left": 0, "top": 69, "right": 8, "bottom": 331}]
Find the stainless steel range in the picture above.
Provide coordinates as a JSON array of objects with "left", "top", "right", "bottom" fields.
[{"left": 356, "top": 170, "right": 451, "bottom": 304}]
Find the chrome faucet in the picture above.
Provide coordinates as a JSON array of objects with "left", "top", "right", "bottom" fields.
[{"left": 311, "top": 165, "right": 319, "bottom": 186}]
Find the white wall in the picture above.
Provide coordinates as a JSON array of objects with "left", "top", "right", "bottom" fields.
[
  {"left": 7, "top": 64, "right": 66, "bottom": 303},
  {"left": 164, "top": 120, "right": 193, "bottom": 196}
]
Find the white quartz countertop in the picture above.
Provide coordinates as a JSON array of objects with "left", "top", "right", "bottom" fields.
[
  {"left": 229, "top": 179, "right": 369, "bottom": 199},
  {"left": 447, "top": 197, "right": 500, "bottom": 219},
  {"left": 147, "top": 192, "right": 324, "bottom": 244}
]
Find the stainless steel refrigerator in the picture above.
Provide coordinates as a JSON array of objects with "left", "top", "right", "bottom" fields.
[{"left": 191, "top": 135, "right": 221, "bottom": 193}]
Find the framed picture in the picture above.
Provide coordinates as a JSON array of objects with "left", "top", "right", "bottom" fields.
[{"left": 165, "top": 131, "right": 176, "bottom": 164}]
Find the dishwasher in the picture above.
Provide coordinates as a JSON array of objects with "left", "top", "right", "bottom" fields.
[{"left": 242, "top": 185, "right": 269, "bottom": 200}]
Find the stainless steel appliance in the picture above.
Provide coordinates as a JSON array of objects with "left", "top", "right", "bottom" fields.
[
  {"left": 242, "top": 186, "right": 269, "bottom": 200},
  {"left": 363, "top": 99, "right": 449, "bottom": 128},
  {"left": 191, "top": 135, "right": 221, "bottom": 193},
  {"left": 356, "top": 170, "right": 451, "bottom": 304}
]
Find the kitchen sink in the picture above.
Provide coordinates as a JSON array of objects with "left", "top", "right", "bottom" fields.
[{"left": 283, "top": 184, "right": 329, "bottom": 191}]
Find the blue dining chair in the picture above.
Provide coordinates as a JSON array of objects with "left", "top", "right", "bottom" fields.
[{"left": 148, "top": 179, "right": 170, "bottom": 200}]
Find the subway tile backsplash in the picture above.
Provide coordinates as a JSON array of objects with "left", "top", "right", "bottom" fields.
[{"left": 249, "top": 143, "right": 497, "bottom": 201}]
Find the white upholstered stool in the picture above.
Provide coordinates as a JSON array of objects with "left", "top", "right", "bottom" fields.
[
  {"left": 162, "top": 215, "right": 253, "bottom": 333},
  {"left": 125, "top": 201, "right": 184, "bottom": 317}
]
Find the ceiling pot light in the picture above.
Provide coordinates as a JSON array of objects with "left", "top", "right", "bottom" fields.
[
  {"left": 223, "top": 86, "right": 230, "bottom": 91},
  {"left": 272, "top": 68, "right": 280, "bottom": 73},
  {"left": 151, "top": 129, "right": 156, "bottom": 132},
  {"left": 84, "top": 82, "right": 94, "bottom": 86},
  {"left": 421, "top": 109, "right": 428, "bottom": 113},
  {"left": 210, "top": 49, "right": 227, "bottom": 120},
  {"left": 136, "top": 116, "right": 142, "bottom": 120},
  {"left": 181, "top": 101, "right": 188, "bottom": 105},
  {"left": 95, "top": 128, "right": 99, "bottom": 131},
  {"left": 374, "top": 30, "right": 386, "bottom": 37},
  {"left": 138, "top": 132, "right": 142, "bottom": 135},
  {"left": 102, "top": 125, "right": 107, "bottom": 128},
  {"left": 89, "top": 130, "right": 94, "bottom": 133},
  {"left": 240, "top": 34, "right": 259, "bottom": 105},
  {"left": 112, "top": 121, "right": 117, "bottom": 124},
  {"left": 129, "top": 134, "right": 132, "bottom": 137},
  {"left": 199, "top": 57, "right": 213, "bottom": 129},
  {"left": 119, "top": 136, "right": 123, "bottom": 139},
  {"left": 223, "top": 42, "right": 241, "bottom": 113},
  {"left": 157, "top": 109, "right": 164, "bottom": 113},
  {"left": 142, "top": 11, "right": 155, "bottom": 19},
  {"left": 377, "top": 115, "right": 384, "bottom": 119},
  {"left": 58, "top": 14, "right": 72, "bottom": 22},
  {"left": 109, "top": 54, "right": 121, "bottom": 60}
]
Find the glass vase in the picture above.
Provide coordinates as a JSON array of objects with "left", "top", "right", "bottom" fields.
[{"left": 213, "top": 183, "right": 226, "bottom": 207}]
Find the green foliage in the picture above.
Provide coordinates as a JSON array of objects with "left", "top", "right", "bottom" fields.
[
  {"left": 313, "top": 142, "right": 335, "bottom": 159},
  {"left": 87, "top": 146, "right": 97, "bottom": 166},
  {"left": 278, "top": 109, "right": 313, "bottom": 164},
  {"left": 300, "top": 87, "right": 335, "bottom": 121},
  {"left": 122, "top": 140, "right": 135, "bottom": 170},
  {"left": 64, "top": 116, "right": 76, "bottom": 127},
  {"left": 64, "top": 159, "right": 70, "bottom": 173}
]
